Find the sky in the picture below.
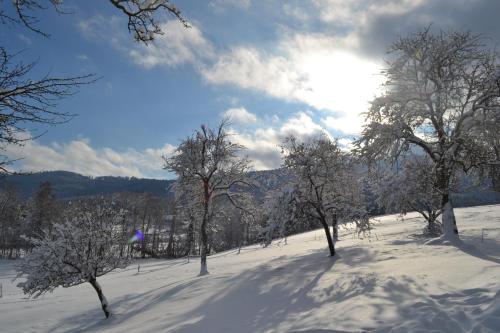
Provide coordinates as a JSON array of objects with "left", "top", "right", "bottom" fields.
[{"left": 2, "top": 0, "right": 500, "bottom": 179}]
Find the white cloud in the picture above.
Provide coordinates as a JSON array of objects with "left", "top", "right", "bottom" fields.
[
  {"left": 280, "top": 112, "right": 328, "bottom": 138},
  {"left": 322, "top": 114, "right": 365, "bottom": 135},
  {"left": 222, "top": 107, "right": 258, "bottom": 124},
  {"left": 76, "top": 54, "right": 89, "bottom": 61},
  {"left": 18, "top": 34, "right": 32, "bottom": 45},
  {"left": 78, "top": 13, "right": 382, "bottom": 136},
  {"left": 202, "top": 33, "right": 382, "bottom": 134},
  {"left": 283, "top": 3, "right": 310, "bottom": 22},
  {"left": 129, "top": 20, "right": 215, "bottom": 68},
  {"left": 4, "top": 112, "right": 340, "bottom": 175},
  {"left": 230, "top": 112, "right": 331, "bottom": 170},
  {"left": 210, "top": 0, "right": 251, "bottom": 11},
  {"left": 312, "top": 0, "right": 428, "bottom": 26},
  {"left": 78, "top": 16, "right": 213, "bottom": 69},
  {"left": 78, "top": 15, "right": 122, "bottom": 42},
  {"left": 337, "top": 137, "right": 355, "bottom": 151},
  {"left": 5, "top": 138, "right": 176, "bottom": 179},
  {"left": 202, "top": 47, "right": 308, "bottom": 101}
]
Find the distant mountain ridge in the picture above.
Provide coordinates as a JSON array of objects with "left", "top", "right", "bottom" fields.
[
  {"left": 0, "top": 170, "right": 288, "bottom": 200},
  {"left": 0, "top": 171, "right": 173, "bottom": 199},
  {"left": 1, "top": 170, "right": 499, "bottom": 209}
]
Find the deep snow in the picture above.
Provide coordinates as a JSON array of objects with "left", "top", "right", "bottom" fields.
[{"left": 1, "top": 205, "right": 500, "bottom": 332}]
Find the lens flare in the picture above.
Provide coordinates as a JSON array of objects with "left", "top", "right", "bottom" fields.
[{"left": 128, "top": 230, "right": 145, "bottom": 244}]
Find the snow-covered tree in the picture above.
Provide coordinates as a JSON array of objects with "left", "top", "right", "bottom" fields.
[
  {"left": 16, "top": 200, "right": 130, "bottom": 318},
  {"left": 0, "top": 187, "right": 26, "bottom": 258},
  {"left": 261, "top": 189, "right": 297, "bottom": 247},
  {"left": 28, "top": 181, "right": 60, "bottom": 236},
  {"left": 283, "top": 135, "right": 369, "bottom": 256},
  {"left": 163, "top": 119, "right": 252, "bottom": 275},
  {"left": 356, "top": 28, "right": 500, "bottom": 240},
  {"left": 375, "top": 156, "right": 444, "bottom": 235}
]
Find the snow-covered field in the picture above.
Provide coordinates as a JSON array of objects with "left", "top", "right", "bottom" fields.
[{"left": 1, "top": 205, "right": 500, "bottom": 333}]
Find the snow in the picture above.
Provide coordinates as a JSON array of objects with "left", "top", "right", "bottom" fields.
[{"left": 1, "top": 204, "right": 500, "bottom": 332}]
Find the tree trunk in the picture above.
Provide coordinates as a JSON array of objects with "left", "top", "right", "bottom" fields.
[
  {"left": 89, "top": 278, "right": 111, "bottom": 319},
  {"left": 200, "top": 213, "right": 209, "bottom": 275},
  {"left": 332, "top": 214, "right": 338, "bottom": 241},
  {"left": 491, "top": 164, "right": 500, "bottom": 192},
  {"left": 442, "top": 199, "right": 458, "bottom": 239},
  {"left": 200, "top": 181, "right": 210, "bottom": 276},
  {"left": 166, "top": 214, "right": 176, "bottom": 257},
  {"left": 321, "top": 220, "right": 335, "bottom": 256},
  {"left": 436, "top": 164, "right": 459, "bottom": 239},
  {"left": 185, "top": 221, "right": 194, "bottom": 256},
  {"left": 426, "top": 214, "right": 440, "bottom": 236}
]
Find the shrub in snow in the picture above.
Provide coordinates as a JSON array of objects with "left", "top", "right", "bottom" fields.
[{"left": 16, "top": 201, "right": 130, "bottom": 318}]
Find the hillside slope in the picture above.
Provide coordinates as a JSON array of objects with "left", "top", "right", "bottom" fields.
[{"left": 1, "top": 205, "right": 500, "bottom": 332}]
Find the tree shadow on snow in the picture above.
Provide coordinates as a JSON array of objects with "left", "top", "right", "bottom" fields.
[
  {"left": 423, "top": 235, "right": 500, "bottom": 265},
  {"left": 48, "top": 278, "right": 201, "bottom": 332},
  {"left": 388, "top": 230, "right": 500, "bottom": 265},
  {"left": 48, "top": 246, "right": 377, "bottom": 333},
  {"left": 168, "top": 247, "right": 378, "bottom": 333},
  {"left": 46, "top": 243, "right": 500, "bottom": 332}
]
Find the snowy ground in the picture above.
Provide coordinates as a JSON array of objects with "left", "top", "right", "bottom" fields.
[{"left": 1, "top": 205, "right": 500, "bottom": 333}]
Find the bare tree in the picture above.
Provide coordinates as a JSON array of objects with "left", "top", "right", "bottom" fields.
[
  {"left": 0, "top": 0, "right": 64, "bottom": 37},
  {"left": 283, "top": 135, "right": 369, "bottom": 256},
  {"left": 108, "top": 0, "right": 188, "bottom": 43},
  {"left": 1, "top": 0, "right": 187, "bottom": 42},
  {"left": 0, "top": 0, "right": 188, "bottom": 172},
  {"left": 0, "top": 48, "right": 95, "bottom": 172},
  {"left": 163, "top": 119, "right": 252, "bottom": 275},
  {"left": 355, "top": 28, "right": 500, "bottom": 240}
]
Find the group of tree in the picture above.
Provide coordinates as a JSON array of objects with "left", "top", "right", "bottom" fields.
[
  {"left": 355, "top": 27, "right": 500, "bottom": 241},
  {"left": 2, "top": 6, "right": 499, "bottom": 319}
]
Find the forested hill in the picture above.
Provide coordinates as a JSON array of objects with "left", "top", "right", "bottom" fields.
[
  {"left": 0, "top": 171, "right": 173, "bottom": 200},
  {"left": 0, "top": 170, "right": 288, "bottom": 200},
  {"left": 1, "top": 170, "right": 499, "bottom": 207}
]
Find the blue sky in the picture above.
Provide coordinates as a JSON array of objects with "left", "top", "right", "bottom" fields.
[{"left": 3, "top": 0, "right": 500, "bottom": 178}]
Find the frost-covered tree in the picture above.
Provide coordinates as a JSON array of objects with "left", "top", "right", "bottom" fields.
[
  {"left": 0, "top": 186, "right": 27, "bottom": 258},
  {"left": 261, "top": 189, "right": 297, "bottom": 247},
  {"left": 375, "top": 156, "right": 444, "bottom": 235},
  {"left": 28, "top": 181, "right": 59, "bottom": 236},
  {"left": 356, "top": 28, "right": 500, "bottom": 240},
  {"left": 16, "top": 200, "right": 130, "bottom": 318},
  {"left": 283, "top": 135, "right": 369, "bottom": 256},
  {"left": 163, "top": 119, "right": 252, "bottom": 275}
]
